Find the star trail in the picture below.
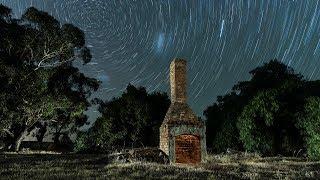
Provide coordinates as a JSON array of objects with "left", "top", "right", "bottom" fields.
[{"left": 2, "top": 0, "right": 320, "bottom": 119}]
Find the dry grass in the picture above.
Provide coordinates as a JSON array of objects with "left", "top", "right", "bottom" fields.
[
  {"left": 0, "top": 153, "right": 319, "bottom": 179},
  {"left": 204, "top": 153, "right": 320, "bottom": 179}
]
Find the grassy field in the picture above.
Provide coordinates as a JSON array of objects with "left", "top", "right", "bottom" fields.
[{"left": 1, "top": 153, "right": 320, "bottom": 179}]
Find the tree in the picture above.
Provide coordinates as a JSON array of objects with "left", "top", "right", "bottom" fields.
[
  {"left": 75, "top": 84, "right": 170, "bottom": 152},
  {"left": 46, "top": 65, "right": 99, "bottom": 145},
  {"left": 203, "top": 92, "right": 244, "bottom": 152},
  {"left": 0, "top": 5, "right": 99, "bottom": 151},
  {"left": 204, "top": 59, "right": 320, "bottom": 158},
  {"left": 297, "top": 97, "right": 320, "bottom": 159},
  {"left": 237, "top": 78, "right": 310, "bottom": 155},
  {"left": 204, "top": 60, "right": 305, "bottom": 154},
  {"left": 237, "top": 90, "right": 280, "bottom": 155},
  {"left": 0, "top": 4, "right": 11, "bottom": 20}
]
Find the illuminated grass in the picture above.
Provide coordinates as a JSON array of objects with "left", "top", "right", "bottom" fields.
[{"left": 0, "top": 153, "right": 319, "bottom": 179}]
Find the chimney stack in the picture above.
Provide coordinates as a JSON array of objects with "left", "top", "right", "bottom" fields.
[
  {"left": 170, "top": 58, "right": 187, "bottom": 103},
  {"left": 160, "top": 58, "right": 207, "bottom": 164}
]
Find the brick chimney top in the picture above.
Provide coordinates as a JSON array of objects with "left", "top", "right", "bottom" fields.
[{"left": 170, "top": 58, "right": 187, "bottom": 103}]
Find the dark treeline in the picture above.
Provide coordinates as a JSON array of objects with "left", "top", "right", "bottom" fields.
[
  {"left": 0, "top": 5, "right": 320, "bottom": 160},
  {"left": 74, "top": 84, "right": 170, "bottom": 153}
]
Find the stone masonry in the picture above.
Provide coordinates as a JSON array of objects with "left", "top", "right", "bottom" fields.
[{"left": 159, "top": 58, "right": 206, "bottom": 164}]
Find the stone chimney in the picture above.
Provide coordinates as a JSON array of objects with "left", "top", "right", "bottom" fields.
[
  {"left": 159, "top": 58, "right": 206, "bottom": 164},
  {"left": 170, "top": 59, "right": 187, "bottom": 103}
]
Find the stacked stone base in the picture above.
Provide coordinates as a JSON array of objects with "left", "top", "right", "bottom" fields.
[{"left": 160, "top": 124, "right": 206, "bottom": 164}]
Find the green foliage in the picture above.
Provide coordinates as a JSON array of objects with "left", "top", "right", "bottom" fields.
[
  {"left": 73, "top": 131, "right": 91, "bottom": 153},
  {"left": 0, "top": 4, "right": 11, "bottom": 18},
  {"left": 237, "top": 90, "right": 280, "bottom": 154},
  {"left": 0, "top": 5, "right": 99, "bottom": 151},
  {"left": 75, "top": 84, "right": 170, "bottom": 152},
  {"left": 204, "top": 92, "right": 244, "bottom": 152},
  {"left": 61, "top": 24, "right": 85, "bottom": 47},
  {"left": 204, "top": 60, "right": 318, "bottom": 157},
  {"left": 213, "top": 120, "right": 241, "bottom": 152},
  {"left": 22, "top": 7, "right": 60, "bottom": 29},
  {"left": 297, "top": 97, "right": 320, "bottom": 160}
]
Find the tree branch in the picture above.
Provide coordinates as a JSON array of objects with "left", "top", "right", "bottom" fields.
[
  {"left": 34, "top": 56, "right": 76, "bottom": 70},
  {"left": 3, "top": 129, "right": 14, "bottom": 138}
]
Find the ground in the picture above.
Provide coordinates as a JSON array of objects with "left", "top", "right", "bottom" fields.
[{"left": 1, "top": 152, "right": 320, "bottom": 179}]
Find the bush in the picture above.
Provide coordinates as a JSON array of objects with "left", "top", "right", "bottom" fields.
[
  {"left": 74, "top": 132, "right": 88, "bottom": 153},
  {"left": 297, "top": 97, "right": 320, "bottom": 160},
  {"left": 237, "top": 90, "right": 280, "bottom": 155},
  {"left": 212, "top": 120, "right": 241, "bottom": 152},
  {"left": 204, "top": 92, "right": 245, "bottom": 153}
]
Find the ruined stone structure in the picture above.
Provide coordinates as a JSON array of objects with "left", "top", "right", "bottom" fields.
[{"left": 159, "top": 58, "right": 206, "bottom": 164}]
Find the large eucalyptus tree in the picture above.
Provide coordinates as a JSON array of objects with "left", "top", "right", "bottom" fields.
[{"left": 0, "top": 5, "right": 99, "bottom": 151}]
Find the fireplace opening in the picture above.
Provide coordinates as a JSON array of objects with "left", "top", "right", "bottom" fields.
[{"left": 175, "top": 134, "right": 201, "bottom": 164}]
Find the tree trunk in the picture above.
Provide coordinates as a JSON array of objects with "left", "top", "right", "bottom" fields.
[
  {"left": 36, "top": 123, "right": 47, "bottom": 142},
  {"left": 53, "top": 133, "right": 60, "bottom": 145},
  {"left": 14, "top": 128, "right": 28, "bottom": 152}
]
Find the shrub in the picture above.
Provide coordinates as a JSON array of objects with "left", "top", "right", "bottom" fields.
[
  {"left": 73, "top": 132, "right": 89, "bottom": 153},
  {"left": 297, "top": 97, "right": 320, "bottom": 160},
  {"left": 237, "top": 90, "right": 280, "bottom": 155},
  {"left": 212, "top": 120, "right": 241, "bottom": 152}
]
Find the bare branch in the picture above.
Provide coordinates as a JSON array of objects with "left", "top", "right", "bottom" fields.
[
  {"left": 34, "top": 56, "right": 76, "bottom": 71},
  {"left": 3, "top": 129, "right": 14, "bottom": 138}
]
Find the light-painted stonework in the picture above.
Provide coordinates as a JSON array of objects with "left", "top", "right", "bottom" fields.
[{"left": 160, "top": 58, "right": 207, "bottom": 164}]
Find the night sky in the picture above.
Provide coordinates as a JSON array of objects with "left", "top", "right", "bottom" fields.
[{"left": 1, "top": 0, "right": 320, "bottom": 121}]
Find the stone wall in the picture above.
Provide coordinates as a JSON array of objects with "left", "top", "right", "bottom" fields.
[{"left": 159, "top": 124, "right": 169, "bottom": 155}]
